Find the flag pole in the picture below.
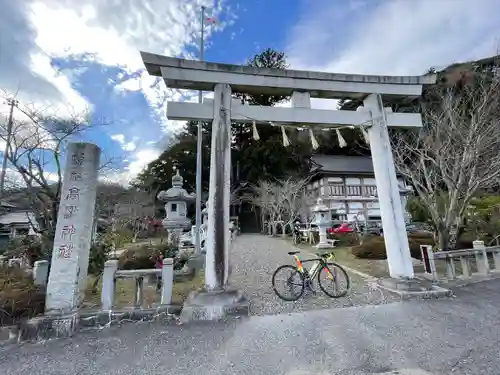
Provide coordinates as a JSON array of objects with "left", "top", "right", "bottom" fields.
[{"left": 194, "top": 5, "right": 205, "bottom": 255}]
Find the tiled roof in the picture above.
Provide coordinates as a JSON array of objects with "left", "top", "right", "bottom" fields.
[
  {"left": 0, "top": 211, "right": 35, "bottom": 225},
  {"left": 311, "top": 155, "right": 374, "bottom": 174}
]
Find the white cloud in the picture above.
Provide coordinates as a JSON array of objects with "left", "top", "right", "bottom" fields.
[
  {"left": 0, "top": 0, "right": 91, "bottom": 118},
  {"left": 101, "top": 148, "right": 160, "bottom": 186},
  {"left": 26, "top": 0, "right": 236, "bottom": 131},
  {"left": 3, "top": 167, "right": 59, "bottom": 191},
  {"left": 1, "top": 0, "right": 238, "bottom": 183},
  {"left": 110, "top": 133, "right": 137, "bottom": 152},
  {"left": 287, "top": 0, "right": 500, "bottom": 81},
  {"left": 110, "top": 134, "right": 125, "bottom": 144},
  {"left": 122, "top": 142, "right": 137, "bottom": 152}
]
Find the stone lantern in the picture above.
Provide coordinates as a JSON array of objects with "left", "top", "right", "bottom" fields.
[
  {"left": 157, "top": 170, "right": 195, "bottom": 239},
  {"left": 312, "top": 197, "right": 332, "bottom": 249}
]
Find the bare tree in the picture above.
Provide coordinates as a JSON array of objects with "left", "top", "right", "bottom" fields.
[
  {"left": 92, "top": 183, "right": 129, "bottom": 238},
  {"left": 0, "top": 92, "right": 113, "bottom": 250},
  {"left": 244, "top": 180, "right": 277, "bottom": 235},
  {"left": 277, "top": 177, "right": 310, "bottom": 236},
  {"left": 245, "top": 177, "right": 310, "bottom": 236},
  {"left": 113, "top": 189, "right": 155, "bottom": 243},
  {"left": 392, "top": 62, "right": 500, "bottom": 250}
]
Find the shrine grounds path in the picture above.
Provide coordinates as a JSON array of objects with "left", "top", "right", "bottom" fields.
[{"left": 228, "top": 234, "right": 399, "bottom": 315}]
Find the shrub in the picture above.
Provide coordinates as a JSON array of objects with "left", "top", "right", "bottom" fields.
[
  {"left": 4, "top": 236, "right": 47, "bottom": 266},
  {"left": 329, "top": 232, "right": 360, "bottom": 247},
  {"left": 0, "top": 266, "right": 45, "bottom": 326},
  {"left": 118, "top": 243, "right": 186, "bottom": 270},
  {"left": 408, "top": 233, "right": 435, "bottom": 259},
  {"left": 456, "top": 231, "right": 476, "bottom": 250},
  {"left": 352, "top": 233, "right": 435, "bottom": 260},
  {"left": 118, "top": 245, "right": 157, "bottom": 270},
  {"left": 88, "top": 241, "right": 113, "bottom": 276},
  {"left": 352, "top": 236, "right": 387, "bottom": 259}
]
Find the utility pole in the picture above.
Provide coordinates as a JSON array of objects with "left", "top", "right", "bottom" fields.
[
  {"left": 194, "top": 6, "right": 206, "bottom": 255},
  {"left": 0, "top": 98, "right": 16, "bottom": 200}
]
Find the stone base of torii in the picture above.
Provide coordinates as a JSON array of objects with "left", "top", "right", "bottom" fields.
[{"left": 140, "top": 52, "right": 442, "bottom": 320}]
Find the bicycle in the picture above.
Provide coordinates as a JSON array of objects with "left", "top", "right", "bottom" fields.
[
  {"left": 292, "top": 229, "right": 307, "bottom": 245},
  {"left": 271, "top": 250, "right": 350, "bottom": 301}
]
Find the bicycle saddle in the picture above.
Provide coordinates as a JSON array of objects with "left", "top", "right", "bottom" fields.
[{"left": 288, "top": 251, "right": 300, "bottom": 255}]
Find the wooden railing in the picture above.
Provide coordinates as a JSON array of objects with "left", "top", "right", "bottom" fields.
[
  {"left": 328, "top": 185, "right": 377, "bottom": 197},
  {"left": 420, "top": 241, "right": 500, "bottom": 281}
]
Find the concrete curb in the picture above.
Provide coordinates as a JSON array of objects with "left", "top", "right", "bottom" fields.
[
  {"left": 373, "top": 279, "right": 453, "bottom": 301},
  {"left": 0, "top": 305, "right": 182, "bottom": 346}
]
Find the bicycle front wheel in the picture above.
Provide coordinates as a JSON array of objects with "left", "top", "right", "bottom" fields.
[
  {"left": 318, "top": 262, "right": 350, "bottom": 298},
  {"left": 272, "top": 265, "right": 305, "bottom": 301}
]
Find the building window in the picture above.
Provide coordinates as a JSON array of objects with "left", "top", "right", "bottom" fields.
[
  {"left": 331, "top": 212, "right": 347, "bottom": 221},
  {"left": 328, "top": 184, "right": 344, "bottom": 196}
]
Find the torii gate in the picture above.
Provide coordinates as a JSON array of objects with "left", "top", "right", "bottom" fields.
[{"left": 141, "top": 52, "right": 436, "bottom": 291}]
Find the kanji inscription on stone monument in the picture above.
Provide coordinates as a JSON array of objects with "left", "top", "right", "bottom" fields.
[
  {"left": 66, "top": 187, "right": 80, "bottom": 201},
  {"left": 71, "top": 151, "right": 85, "bottom": 165},
  {"left": 57, "top": 244, "right": 74, "bottom": 259},
  {"left": 63, "top": 205, "right": 78, "bottom": 219},
  {"left": 70, "top": 171, "right": 82, "bottom": 181},
  {"left": 60, "top": 224, "right": 76, "bottom": 240}
]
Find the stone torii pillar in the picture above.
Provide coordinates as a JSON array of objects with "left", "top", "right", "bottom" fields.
[
  {"left": 205, "top": 83, "right": 232, "bottom": 290},
  {"left": 362, "top": 94, "right": 414, "bottom": 278}
]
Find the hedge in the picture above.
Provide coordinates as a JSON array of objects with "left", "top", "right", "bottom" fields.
[
  {"left": 0, "top": 266, "right": 45, "bottom": 326},
  {"left": 352, "top": 233, "right": 435, "bottom": 260},
  {"left": 328, "top": 232, "right": 360, "bottom": 247},
  {"left": 118, "top": 243, "right": 187, "bottom": 271}
]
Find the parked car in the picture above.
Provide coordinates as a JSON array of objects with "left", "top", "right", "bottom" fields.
[
  {"left": 406, "top": 223, "right": 433, "bottom": 235},
  {"left": 327, "top": 223, "right": 355, "bottom": 234}
]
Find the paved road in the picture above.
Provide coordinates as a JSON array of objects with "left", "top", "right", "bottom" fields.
[
  {"left": 229, "top": 235, "right": 399, "bottom": 315},
  {"left": 3, "top": 279, "right": 500, "bottom": 375}
]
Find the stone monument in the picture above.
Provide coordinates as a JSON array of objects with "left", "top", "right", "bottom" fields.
[
  {"left": 45, "top": 142, "right": 101, "bottom": 313},
  {"left": 157, "top": 169, "right": 195, "bottom": 243}
]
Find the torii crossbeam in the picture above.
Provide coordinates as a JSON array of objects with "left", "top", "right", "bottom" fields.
[{"left": 141, "top": 51, "right": 436, "bottom": 291}]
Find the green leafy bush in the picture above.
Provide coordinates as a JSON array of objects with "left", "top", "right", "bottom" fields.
[
  {"left": 329, "top": 233, "right": 360, "bottom": 247},
  {"left": 118, "top": 243, "right": 186, "bottom": 270},
  {"left": 352, "top": 233, "right": 435, "bottom": 260},
  {"left": 4, "top": 236, "right": 47, "bottom": 266},
  {"left": 455, "top": 231, "right": 476, "bottom": 250},
  {"left": 352, "top": 235, "right": 387, "bottom": 259},
  {"left": 0, "top": 266, "right": 45, "bottom": 326},
  {"left": 88, "top": 241, "right": 113, "bottom": 276}
]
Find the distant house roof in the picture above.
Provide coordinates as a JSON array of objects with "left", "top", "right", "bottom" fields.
[
  {"left": 0, "top": 211, "right": 34, "bottom": 225},
  {"left": 0, "top": 201, "right": 17, "bottom": 209},
  {"left": 310, "top": 155, "right": 375, "bottom": 175}
]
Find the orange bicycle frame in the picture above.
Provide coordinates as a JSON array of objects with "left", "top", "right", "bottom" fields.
[{"left": 293, "top": 255, "right": 304, "bottom": 273}]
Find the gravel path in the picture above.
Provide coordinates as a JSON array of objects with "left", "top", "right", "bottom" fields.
[{"left": 229, "top": 234, "right": 399, "bottom": 315}]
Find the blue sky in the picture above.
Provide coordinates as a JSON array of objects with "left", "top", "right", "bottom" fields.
[{"left": 1, "top": 0, "right": 500, "bottom": 186}]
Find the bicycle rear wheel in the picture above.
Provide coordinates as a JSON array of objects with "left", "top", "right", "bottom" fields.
[
  {"left": 317, "top": 262, "right": 350, "bottom": 298},
  {"left": 272, "top": 265, "right": 305, "bottom": 301}
]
